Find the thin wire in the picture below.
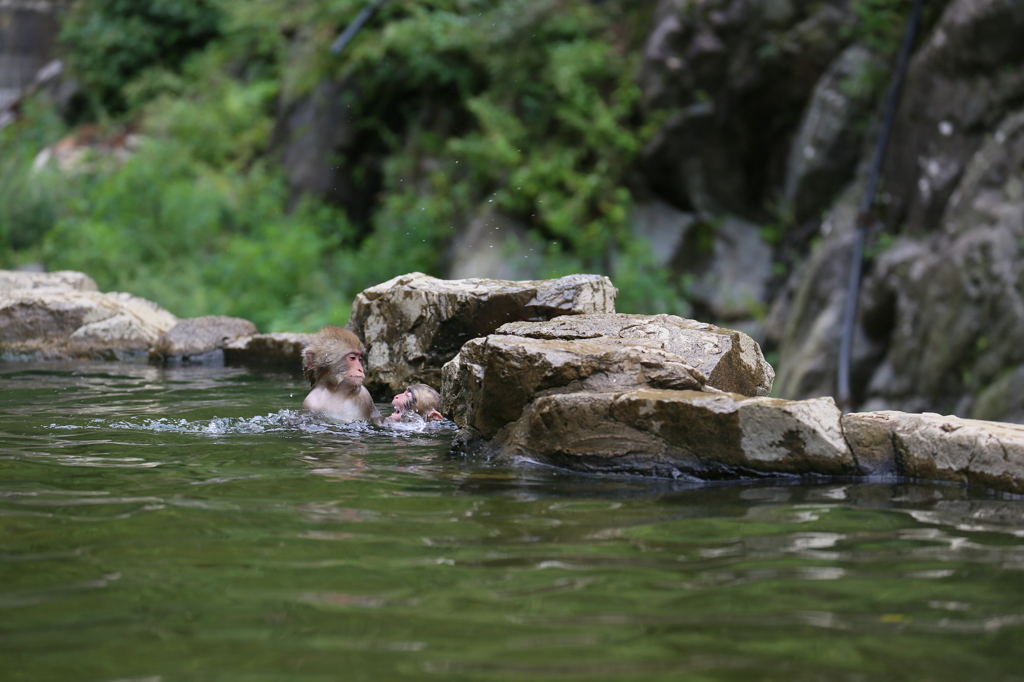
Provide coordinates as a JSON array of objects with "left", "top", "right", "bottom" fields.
[
  {"left": 330, "top": 0, "right": 388, "bottom": 55},
  {"left": 837, "top": 0, "right": 924, "bottom": 412}
]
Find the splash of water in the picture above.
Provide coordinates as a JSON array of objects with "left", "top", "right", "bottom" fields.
[{"left": 48, "top": 410, "right": 455, "bottom": 437}]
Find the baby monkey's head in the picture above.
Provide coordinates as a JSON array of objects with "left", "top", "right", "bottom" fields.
[{"left": 390, "top": 384, "right": 444, "bottom": 421}]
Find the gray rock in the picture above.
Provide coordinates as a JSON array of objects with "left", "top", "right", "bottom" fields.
[
  {"left": 628, "top": 199, "right": 695, "bottom": 268},
  {"left": 223, "top": 333, "right": 312, "bottom": 365},
  {"left": 770, "top": 181, "right": 886, "bottom": 402},
  {"left": 276, "top": 79, "right": 364, "bottom": 214},
  {"left": 454, "top": 388, "right": 856, "bottom": 481},
  {"left": 843, "top": 411, "right": 1024, "bottom": 495},
  {"left": 348, "top": 272, "right": 618, "bottom": 396},
  {"left": 443, "top": 313, "right": 780, "bottom": 474},
  {"left": 0, "top": 269, "right": 98, "bottom": 293},
  {"left": 447, "top": 209, "right": 536, "bottom": 281},
  {"left": 971, "top": 366, "right": 1024, "bottom": 425},
  {"left": 626, "top": 206, "right": 771, "bottom": 322},
  {"left": 489, "top": 313, "right": 774, "bottom": 397},
  {"left": 680, "top": 215, "right": 774, "bottom": 321},
  {"left": 836, "top": 108, "right": 1024, "bottom": 414},
  {"left": 638, "top": 0, "right": 849, "bottom": 216},
  {"left": 150, "top": 316, "right": 259, "bottom": 363},
  {"left": 0, "top": 271, "right": 178, "bottom": 360},
  {"left": 881, "top": 0, "right": 1024, "bottom": 233},
  {"left": 784, "top": 44, "right": 885, "bottom": 222}
]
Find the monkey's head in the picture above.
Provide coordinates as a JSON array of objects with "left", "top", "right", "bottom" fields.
[
  {"left": 390, "top": 384, "right": 444, "bottom": 421},
  {"left": 302, "top": 326, "right": 367, "bottom": 390}
]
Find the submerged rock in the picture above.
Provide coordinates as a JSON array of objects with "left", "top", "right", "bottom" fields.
[
  {"left": 348, "top": 272, "right": 618, "bottom": 396},
  {"left": 0, "top": 270, "right": 178, "bottom": 360}
]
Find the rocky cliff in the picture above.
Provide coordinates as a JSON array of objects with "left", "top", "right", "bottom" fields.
[{"left": 636, "top": 0, "right": 1024, "bottom": 421}]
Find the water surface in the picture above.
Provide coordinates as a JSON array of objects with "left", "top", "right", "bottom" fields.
[{"left": 2, "top": 361, "right": 1023, "bottom": 681}]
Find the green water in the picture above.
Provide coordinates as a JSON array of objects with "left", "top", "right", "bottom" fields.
[{"left": 2, "top": 361, "right": 1024, "bottom": 681}]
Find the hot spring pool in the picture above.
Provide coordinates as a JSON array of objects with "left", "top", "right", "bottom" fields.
[{"left": 2, "top": 361, "right": 1023, "bottom": 681}]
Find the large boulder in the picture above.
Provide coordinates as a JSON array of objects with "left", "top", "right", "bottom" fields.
[
  {"left": 776, "top": 104, "right": 1024, "bottom": 415},
  {"left": 444, "top": 333, "right": 708, "bottom": 440},
  {"left": 348, "top": 272, "right": 618, "bottom": 396},
  {"left": 772, "top": 0, "right": 1024, "bottom": 417},
  {"left": 0, "top": 270, "right": 178, "bottom": 360},
  {"left": 443, "top": 313, "right": 779, "bottom": 470}
]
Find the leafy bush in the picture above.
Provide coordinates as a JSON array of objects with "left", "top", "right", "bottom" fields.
[
  {"left": 42, "top": 139, "right": 351, "bottom": 331},
  {"left": 846, "top": 0, "right": 932, "bottom": 55},
  {"left": 60, "top": 0, "right": 223, "bottom": 114},
  {"left": 5, "top": 0, "right": 687, "bottom": 330},
  {"left": 331, "top": 0, "right": 672, "bottom": 309},
  {"left": 0, "top": 104, "right": 67, "bottom": 261}
]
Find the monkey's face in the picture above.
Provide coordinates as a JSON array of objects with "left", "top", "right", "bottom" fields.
[
  {"left": 337, "top": 351, "right": 365, "bottom": 386},
  {"left": 391, "top": 387, "right": 415, "bottom": 413}
]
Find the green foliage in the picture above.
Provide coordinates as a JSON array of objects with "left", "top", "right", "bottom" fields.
[
  {"left": 0, "top": 104, "right": 68, "bottom": 261},
  {"left": 60, "top": 0, "right": 223, "bottom": 114},
  {"left": 5, "top": 0, "right": 687, "bottom": 330},
  {"left": 333, "top": 0, "right": 673, "bottom": 308},
  {"left": 864, "top": 231, "right": 897, "bottom": 259},
  {"left": 611, "top": 240, "right": 692, "bottom": 317},
  {"left": 846, "top": 0, "right": 917, "bottom": 55},
  {"left": 42, "top": 140, "right": 350, "bottom": 332},
  {"left": 142, "top": 54, "right": 279, "bottom": 168}
]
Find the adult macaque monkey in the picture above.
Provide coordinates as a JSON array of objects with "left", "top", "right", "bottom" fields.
[
  {"left": 301, "top": 326, "right": 382, "bottom": 423},
  {"left": 390, "top": 384, "right": 444, "bottom": 422}
]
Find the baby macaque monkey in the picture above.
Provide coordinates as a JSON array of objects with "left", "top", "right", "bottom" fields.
[
  {"left": 301, "top": 326, "right": 381, "bottom": 423},
  {"left": 390, "top": 384, "right": 444, "bottom": 422}
]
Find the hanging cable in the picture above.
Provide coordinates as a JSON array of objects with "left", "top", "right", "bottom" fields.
[
  {"left": 836, "top": 0, "right": 924, "bottom": 412},
  {"left": 331, "top": 0, "right": 388, "bottom": 55}
]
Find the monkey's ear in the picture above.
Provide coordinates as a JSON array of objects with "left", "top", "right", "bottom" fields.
[
  {"left": 301, "top": 349, "right": 318, "bottom": 387},
  {"left": 425, "top": 410, "right": 444, "bottom": 421}
]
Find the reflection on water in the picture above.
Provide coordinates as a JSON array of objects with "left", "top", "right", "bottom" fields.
[{"left": 2, "top": 361, "right": 1024, "bottom": 681}]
